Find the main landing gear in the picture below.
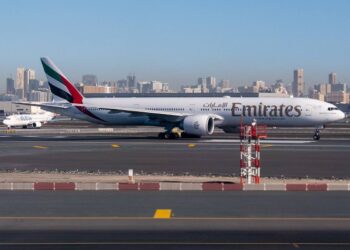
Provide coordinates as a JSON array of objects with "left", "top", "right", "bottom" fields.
[
  {"left": 158, "top": 131, "right": 181, "bottom": 139},
  {"left": 158, "top": 127, "right": 201, "bottom": 139},
  {"left": 158, "top": 127, "right": 182, "bottom": 139},
  {"left": 313, "top": 128, "right": 320, "bottom": 141}
]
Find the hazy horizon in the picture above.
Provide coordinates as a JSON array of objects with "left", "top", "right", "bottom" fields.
[{"left": 1, "top": 0, "right": 350, "bottom": 92}]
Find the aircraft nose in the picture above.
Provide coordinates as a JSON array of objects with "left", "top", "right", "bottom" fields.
[{"left": 340, "top": 111, "right": 346, "bottom": 119}]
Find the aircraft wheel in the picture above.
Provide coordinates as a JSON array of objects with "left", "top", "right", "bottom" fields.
[
  {"left": 313, "top": 129, "right": 320, "bottom": 140},
  {"left": 169, "top": 132, "right": 180, "bottom": 139},
  {"left": 159, "top": 132, "right": 180, "bottom": 139},
  {"left": 158, "top": 132, "right": 166, "bottom": 139}
]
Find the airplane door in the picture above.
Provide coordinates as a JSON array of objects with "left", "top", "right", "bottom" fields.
[
  {"left": 305, "top": 105, "right": 312, "bottom": 116},
  {"left": 189, "top": 104, "right": 196, "bottom": 113}
]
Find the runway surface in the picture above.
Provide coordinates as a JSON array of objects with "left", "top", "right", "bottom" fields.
[
  {"left": 0, "top": 134, "right": 349, "bottom": 178},
  {"left": 0, "top": 191, "right": 349, "bottom": 249}
]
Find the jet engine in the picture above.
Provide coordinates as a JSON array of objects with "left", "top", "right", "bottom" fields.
[
  {"left": 181, "top": 115, "right": 215, "bottom": 136},
  {"left": 32, "top": 122, "right": 42, "bottom": 128}
]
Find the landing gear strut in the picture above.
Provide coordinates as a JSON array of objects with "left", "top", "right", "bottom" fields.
[
  {"left": 158, "top": 128, "right": 182, "bottom": 139},
  {"left": 313, "top": 129, "right": 320, "bottom": 141},
  {"left": 158, "top": 132, "right": 181, "bottom": 139}
]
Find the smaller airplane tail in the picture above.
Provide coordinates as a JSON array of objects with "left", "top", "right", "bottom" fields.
[{"left": 41, "top": 57, "right": 84, "bottom": 104}]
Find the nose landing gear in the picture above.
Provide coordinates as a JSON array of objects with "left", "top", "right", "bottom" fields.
[{"left": 313, "top": 128, "right": 320, "bottom": 140}]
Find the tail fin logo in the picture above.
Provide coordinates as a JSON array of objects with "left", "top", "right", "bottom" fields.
[{"left": 41, "top": 57, "right": 83, "bottom": 104}]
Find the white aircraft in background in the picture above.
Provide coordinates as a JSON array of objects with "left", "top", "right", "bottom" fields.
[
  {"left": 17, "top": 57, "right": 345, "bottom": 140},
  {"left": 3, "top": 111, "right": 55, "bottom": 129}
]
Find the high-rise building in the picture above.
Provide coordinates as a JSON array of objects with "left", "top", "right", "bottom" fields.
[
  {"left": 219, "top": 80, "right": 230, "bottom": 88},
  {"left": 6, "top": 78, "right": 15, "bottom": 95},
  {"left": 315, "top": 83, "right": 331, "bottom": 96},
  {"left": 198, "top": 77, "right": 208, "bottom": 93},
  {"left": 116, "top": 79, "right": 128, "bottom": 91},
  {"left": 331, "top": 83, "right": 347, "bottom": 92},
  {"left": 292, "top": 69, "right": 304, "bottom": 97},
  {"left": 328, "top": 72, "right": 336, "bottom": 85},
  {"left": 138, "top": 81, "right": 151, "bottom": 93},
  {"left": 127, "top": 74, "right": 136, "bottom": 89},
  {"left": 15, "top": 89, "right": 24, "bottom": 100},
  {"left": 29, "top": 90, "right": 51, "bottom": 102},
  {"left": 206, "top": 76, "right": 216, "bottom": 91},
  {"left": 252, "top": 80, "right": 266, "bottom": 91},
  {"left": 81, "top": 85, "right": 116, "bottom": 94},
  {"left": 16, "top": 68, "right": 25, "bottom": 89},
  {"left": 326, "top": 91, "right": 349, "bottom": 104},
  {"left": 29, "top": 79, "right": 40, "bottom": 93},
  {"left": 312, "top": 92, "right": 325, "bottom": 102},
  {"left": 82, "top": 74, "right": 98, "bottom": 86},
  {"left": 16, "top": 68, "right": 27, "bottom": 99},
  {"left": 24, "top": 69, "right": 35, "bottom": 97},
  {"left": 150, "top": 81, "right": 163, "bottom": 93},
  {"left": 198, "top": 77, "right": 206, "bottom": 87},
  {"left": 181, "top": 85, "right": 202, "bottom": 93},
  {"left": 41, "top": 81, "right": 49, "bottom": 89}
]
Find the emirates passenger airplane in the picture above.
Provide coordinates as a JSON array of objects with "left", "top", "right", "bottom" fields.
[{"left": 18, "top": 57, "right": 346, "bottom": 140}]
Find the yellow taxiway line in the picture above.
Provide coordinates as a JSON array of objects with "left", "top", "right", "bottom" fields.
[{"left": 32, "top": 146, "right": 48, "bottom": 149}]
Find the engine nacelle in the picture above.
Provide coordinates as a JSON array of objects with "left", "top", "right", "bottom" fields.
[
  {"left": 182, "top": 115, "right": 215, "bottom": 136},
  {"left": 32, "top": 122, "right": 42, "bottom": 128}
]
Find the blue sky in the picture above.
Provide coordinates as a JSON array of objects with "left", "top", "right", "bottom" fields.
[{"left": 1, "top": 0, "right": 350, "bottom": 91}]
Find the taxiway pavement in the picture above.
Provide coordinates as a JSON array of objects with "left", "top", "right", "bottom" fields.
[
  {"left": 0, "top": 135, "right": 349, "bottom": 178},
  {"left": 0, "top": 191, "right": 349, "bottom": 249}
]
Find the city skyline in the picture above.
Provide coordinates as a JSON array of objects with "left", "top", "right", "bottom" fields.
[
  {"left": 1, "top": 0, "right": 350, "bottom": 92},
  {"left": 5, "top": 65, "right": 346, "bottom": 95}
]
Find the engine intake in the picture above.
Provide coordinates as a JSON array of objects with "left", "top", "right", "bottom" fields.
[
  {"left": 32, "top": 122, "right": 42, "bottom": 128},
  {"left": 182, "top": 115, "right": 215, "bottom": 136}
]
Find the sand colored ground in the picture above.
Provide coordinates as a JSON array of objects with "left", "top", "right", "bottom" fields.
[{"left": 0, "top": 172, "right": 347, "bottom": 184}]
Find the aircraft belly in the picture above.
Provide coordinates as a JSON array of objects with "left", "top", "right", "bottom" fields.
[
  {"left": 101, "top": 113, "right": 153, "bottom": 126},
  {"left": 222, "top": 115, "right": 320, "bottom": 127}
]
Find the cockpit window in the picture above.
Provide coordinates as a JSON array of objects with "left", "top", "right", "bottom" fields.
[{"left": 328, "top": 107, "right": 338, "bottom": 111}]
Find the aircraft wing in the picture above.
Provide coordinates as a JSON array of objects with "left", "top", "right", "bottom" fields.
[
  {"left": 14, "top": 102, "right": 70, "bottom": 114},
  {"left": 15, "top": 101, "right": 70, "bottom": 109},
  {"left": 75, "top": 104, "right": 224, "bottom": 123}
]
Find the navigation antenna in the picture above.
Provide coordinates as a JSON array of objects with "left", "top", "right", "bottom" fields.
[{"left": 239, "top": 119, "right": 267, "bottom": 184}]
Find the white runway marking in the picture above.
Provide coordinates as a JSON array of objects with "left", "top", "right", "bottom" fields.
[{"left": 203, "top": 139, "right": 313, "bottom": 144}]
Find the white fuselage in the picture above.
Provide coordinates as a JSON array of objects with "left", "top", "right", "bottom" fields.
[
  {"left": 3, "top": 112, "right": 54, "bottom": 128},
  {"left": 44, "top": 97, "right": 345, "bottom": 128}
]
